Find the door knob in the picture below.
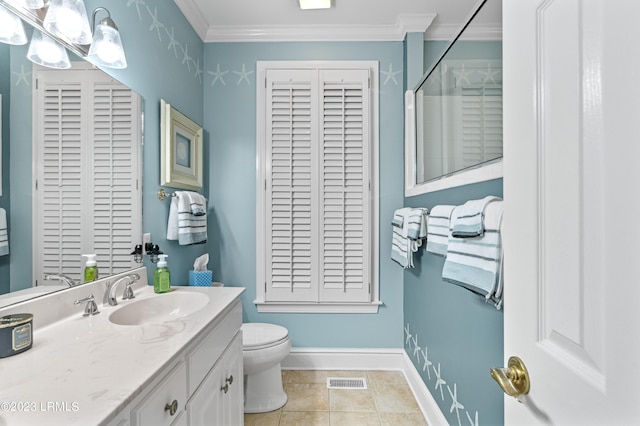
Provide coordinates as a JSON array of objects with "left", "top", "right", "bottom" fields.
[{"left": 490, "top": 356, "right": 531, "bottom": 398}]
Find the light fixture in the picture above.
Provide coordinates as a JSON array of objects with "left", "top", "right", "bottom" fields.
[
  {"left": 0, "top": 3, "right": 27, "bottom": 45},
  {"left": 298, "top": 0, "right": 331, "bottom": 10},
  {"left": 27, "top": 28, "right": 71, "bottom": 69},
  {"left": 43, "top": 0, "right": 92, "bottom": 45},
  {"left": 87, "top": 7, "right": 127, "bottom": 69}
]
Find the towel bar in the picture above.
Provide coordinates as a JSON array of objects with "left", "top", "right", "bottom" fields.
[{"left": 157, "top": 188, "right": 207, "bottom": 201}]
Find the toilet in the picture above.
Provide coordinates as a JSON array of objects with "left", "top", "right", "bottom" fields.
[{"left": 241, "top": 323, "right": 291, "bottom": 413}]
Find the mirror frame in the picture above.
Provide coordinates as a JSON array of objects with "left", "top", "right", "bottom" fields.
[{"left": 405, "top": 0, "right": 502, "bottom": 197}]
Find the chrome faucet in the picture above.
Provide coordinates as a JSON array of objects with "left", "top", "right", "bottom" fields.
[
  {"left": 103, "top": 273, "right": 140, "bottom": 306},
  {"left": 74, "top": 294, "right": 100, "bottom": 316},
  {"left": 43, "top": 273, "right": 78, "bottom": 287}
]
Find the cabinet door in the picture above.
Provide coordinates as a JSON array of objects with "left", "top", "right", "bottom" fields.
[{"left": 187, "top": 332, "right": 243, "bottom": 425}]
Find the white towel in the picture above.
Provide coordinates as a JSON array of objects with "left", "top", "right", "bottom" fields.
[
  {"left": 0, "top": 208, "right": 8, "bottom": 256},
  {"left": 391, "top": 208, "right": 428, "bottom": 268},
  {"left": 167, "top": 191, "right": 207, "bottom": 245},
  {"left": 450, "top": 196, "right": 500, "bottom": 238},
  {"left": 442, "top": 200, "right": 504, "bottom": 309},
  {"left": 426, "top": 205, "right": 456, "bottom": 256},
  {"left": 187, "top": 192, "right": 207, "bottom": 216}
]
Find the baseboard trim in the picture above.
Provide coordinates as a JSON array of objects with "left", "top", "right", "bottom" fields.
[{"left": 281, "top": 348, "right": 447, "bottom": 424}]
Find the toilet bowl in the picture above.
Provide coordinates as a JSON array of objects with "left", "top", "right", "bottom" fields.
[{"left": 242, "top": 323, "right": 291, "bottom": 413}]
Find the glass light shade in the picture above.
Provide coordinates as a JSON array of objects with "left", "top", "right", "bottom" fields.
[
  {"left": 0, "top": 5, "right": 27, "bottom": 45},
  {"left": 12, "top": 0, "right": 45, "bottom": 8},
  {"left": 27, "top": 29, "right": 71, "bottom": 69},
  {"left": 43, "top": 0, "right": 92, "bottom": 45},
  {"left": 87, "top": 20, "right": 127, "bottom": 69}
]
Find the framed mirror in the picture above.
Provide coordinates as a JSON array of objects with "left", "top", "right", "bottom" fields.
[
  {"left": 0, "top": 31, "right": 143, "bottom": 308},
  {"left": 406, "top": 0, "right": 502, "bottom": 196}
]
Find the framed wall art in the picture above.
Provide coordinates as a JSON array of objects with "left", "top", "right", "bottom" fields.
[{"left": 160, "top": 99, "right": 203, "bottom": 190}]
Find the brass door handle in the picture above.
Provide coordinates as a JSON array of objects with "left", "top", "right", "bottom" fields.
[{"left": 490, "top": 356, "right": 531, "bottom": 398}]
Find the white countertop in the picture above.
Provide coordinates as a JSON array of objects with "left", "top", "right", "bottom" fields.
[{"left": 0, "top": 283, "right": 244, "bottom": 426}]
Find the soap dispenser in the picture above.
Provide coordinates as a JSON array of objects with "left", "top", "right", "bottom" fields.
[
  {"left": 82, "top": 254, "right": 98, "bottom": 283},
  {"left": 154, "top": 254, "right": 171, "bottom": 294}
]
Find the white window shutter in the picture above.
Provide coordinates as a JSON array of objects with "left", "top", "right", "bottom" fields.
[
  {"left": 34, "top": 67, "right": 141, "bottom": 284},
  {"left": 319, "top": 69, "right": 371, "bottom": 303},
  {"left": 89, "top": 78, "right": 141, "bottom": 276},
  {"left": 264, "top": 69, "right": 319, "bottom": 302},
  {"left": 458, "top": 84, "right": 503, "bottom": 168},
  {"left": 36, "top": 78, "right": 85, "bottom": 282}
]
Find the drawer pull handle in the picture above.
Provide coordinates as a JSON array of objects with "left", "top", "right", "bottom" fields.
[
  {"left": 164, "top": 400, "right": 178, "bottom": 416},
  {"left": 221, "top": 383, "right": 229, "bottom": 394},
  {"left": 226, "top": 375, "right": 233, "bottom": 385}
]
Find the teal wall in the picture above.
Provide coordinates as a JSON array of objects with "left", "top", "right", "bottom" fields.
[
  {"left": 402, "top": 39, "right": 505, "bottom": 426},
  {"left": 202, "top": 41, "right": 405, "bottom": 348}
]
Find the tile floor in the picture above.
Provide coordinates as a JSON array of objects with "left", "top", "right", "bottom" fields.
[{"left": 244, "top": 370, "right": 428, "bottom": 426}]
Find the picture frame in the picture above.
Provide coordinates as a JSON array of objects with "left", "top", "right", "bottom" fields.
[{"left": 160, "top": 99, "right": 203, "bottom": 190}]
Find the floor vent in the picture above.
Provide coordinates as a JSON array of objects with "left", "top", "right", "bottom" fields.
[{"left": 326, "top": 377, "right": 368, "bottom": 390}]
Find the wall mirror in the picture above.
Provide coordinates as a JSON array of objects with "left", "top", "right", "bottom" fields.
[
  {"left": 405, "top": 0, "right": 502, "bottom": 196},
  {"left": 0, "top": 10, "right": 143, "bottom": 308}
]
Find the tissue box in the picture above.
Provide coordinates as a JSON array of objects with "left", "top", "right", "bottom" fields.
[{"left": 189, "top": 270, "right": 212, "bottom": 287}]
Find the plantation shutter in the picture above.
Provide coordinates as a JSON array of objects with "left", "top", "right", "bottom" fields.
[
  {"left": 263, "top": 66, "right": 371, "bottom": 304},
  {"left": 35, "top": 67, "right": 141, "bottom": 284},
  {"left": 89, "top": 78, "right": 141, "bottom": 276},
  {"left": 37, "top": 76, "right": 85, "bottom": 282},
  {"left": 319, "top": 70, "right": 370, "bottom": 303},
  {"left": 457, "top": 84, "right": 503, "bottom": 168},
  {"left": 264, "top": 69, "right": 318, "bottom": 302}
]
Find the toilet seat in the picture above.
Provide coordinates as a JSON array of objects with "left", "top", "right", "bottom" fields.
[{"left": 242, "top": 323, "right": 289, "bottom": 351}]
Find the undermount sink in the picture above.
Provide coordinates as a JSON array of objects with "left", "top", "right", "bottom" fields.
[{"left": 108, "top": 291, "right": 210, "bottom": 326}]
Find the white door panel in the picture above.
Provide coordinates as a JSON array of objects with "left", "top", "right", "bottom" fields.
[{"left": 504, "top": 0, "right": 640, "bottom": 423}]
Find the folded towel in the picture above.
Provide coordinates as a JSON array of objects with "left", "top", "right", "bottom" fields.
[
  {"left": 450, "top": 196, "right": 500, "bottom": 238},
  {"left": 187, "top": 192, "right": 207, "bottom": 216},
  {"left": 407, "top": 208, "right": 428, "bottom": 241},
  {"left": 391, "top": 208, "right": 428, "bottom": 268},
  {"left": 167, "top": 191, "right": 207, "bottom": 245},
  {"left": 0, "top": 208, "right": 8, "bottom": 256},
  {"left": 426, "top": 205, "right": 456, "bottom": 256},
  {"left": 443, "top": 200, "right": 504, "bottom": 308}
]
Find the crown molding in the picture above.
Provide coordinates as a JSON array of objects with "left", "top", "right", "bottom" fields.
[
  {"left": 425, "top": 22, "right": 502, "bottom": 41},
  {"left": 173, "top": 2, "right": 436, "bottom": 43},
  {"left": 173, "top": 0, "right": 210, "bottom": 40}
]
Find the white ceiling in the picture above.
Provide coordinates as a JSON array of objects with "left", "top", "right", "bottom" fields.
[{"left": 173, "top": 0, "right": 502, "bottom": 42}]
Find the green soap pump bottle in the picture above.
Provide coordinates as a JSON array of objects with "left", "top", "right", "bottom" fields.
[
  {"left": 82, "top": 254, "right": 98, "bottom": 283},
  {"left": 154, "top": 254, "right": 171, "bottom": 293}
]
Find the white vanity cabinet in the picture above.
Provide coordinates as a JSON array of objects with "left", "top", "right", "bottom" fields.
[{"left": 107, "top": 299, "right": 243, "bottom": 426}]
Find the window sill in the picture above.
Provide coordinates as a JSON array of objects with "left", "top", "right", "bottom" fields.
[{"left": 253, "top": 300, "right": 382, "bottom": 314}]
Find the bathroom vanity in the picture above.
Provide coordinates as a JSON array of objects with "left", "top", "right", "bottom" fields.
[{"left": 0, "top": 267, "right": 244, "bottom": 425}]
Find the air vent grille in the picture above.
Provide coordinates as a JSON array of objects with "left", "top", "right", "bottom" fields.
[{"left": 326, "top": 377, "right": 367, "bottom": 390}]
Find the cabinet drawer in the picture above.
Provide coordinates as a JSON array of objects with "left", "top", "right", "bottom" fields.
[
  {"left": 131, "top": 361, "right": 187, "bottom": 426},
  {"left": 186, "top": 300, "right": 242, "bottom": 396}
]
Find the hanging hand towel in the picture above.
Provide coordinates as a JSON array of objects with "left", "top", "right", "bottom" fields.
[
  {"left": 391, "top": 208, "right": 412, "bottom": 268},
  {"left": 167, "top": 191, "right": 207, "bottom": 245},
  {"left": 0, "top": 208, "right": 8, "bottom": 256},
  {"left": 443, "top": 200, "right": 504, "bottom": 308},
  {"left": 187, "top": 192, "right": 207, "bottom": 216},
  {"left": 426, "top": 205, "right": 456, "bottom": 256},
  {"left": 450, "top": 195, "right": 500, "bottom": 238}
]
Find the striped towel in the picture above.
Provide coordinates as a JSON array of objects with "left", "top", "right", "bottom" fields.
[
  {"left": 167, "top": 191, "right": 207, "bottom": 245},
  {"left": 187, "top": 192, "right": 207, "bottom": 216},
  {"left": 391, "top": 208, "right": 412, "bottom": 268},
  {"left": 443, "top": 200, "right": 504, "bottom": 309},
  {"left": 391, "top": 208, "right": 429, "bottom": 268},
  {"left": 0, "top": 208, "right": 8, "bottom": 256},
  {"left": 426, "top": 205, "right": 456, "bottom": 256},
  {"left": 450, "top": 196, "right": 500, "bottom": 238}
]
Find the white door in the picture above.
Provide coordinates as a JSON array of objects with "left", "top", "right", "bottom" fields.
[{"left": 503, "top": 0, "right": 640, "bottom": 424}]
